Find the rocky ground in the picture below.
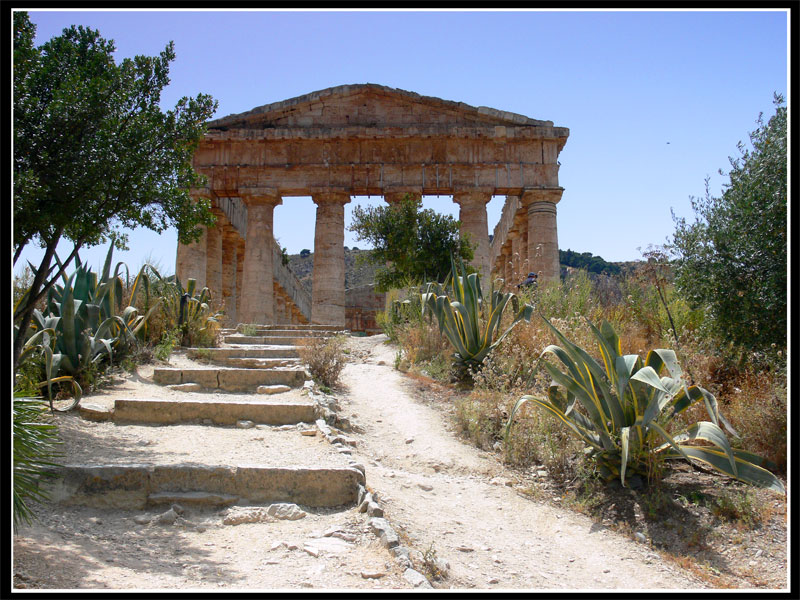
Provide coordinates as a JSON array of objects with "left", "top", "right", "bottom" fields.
[{"left": 12, "top": 335, "right": 788, "bottom": 592}]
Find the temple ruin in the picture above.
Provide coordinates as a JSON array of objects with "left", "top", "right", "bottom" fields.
[{"left": 176, "top": 84, "right": 569, "bottom": 329}]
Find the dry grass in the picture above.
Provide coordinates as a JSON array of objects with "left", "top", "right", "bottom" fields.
[
  {"left": 387, "top": 265, "right": 787, "bottom": 478},
  {"left": 296, "top": 334, "right": 349, "bottom": 390}
]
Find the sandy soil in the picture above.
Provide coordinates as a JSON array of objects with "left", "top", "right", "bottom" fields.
[{"left": 336, "top": 335, "right": 708, "bottom": 590}]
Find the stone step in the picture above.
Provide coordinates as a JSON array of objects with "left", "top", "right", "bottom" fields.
[
  {"left": 186, "top": 347, "right": 300, "bottom": 360},
  {"left": 243, "top": 329, "right": 349, "bottom": 337},
  {"left": 244, "top": 324, "right": 347, "bottom": 332},
  {"left": 112, "top": 398, "right": 316, "bottom": 426},
  {"left": 152, "top": 367, "right": 307, "bottom": 391},
  {"left": 224, "top": 334, "right": 321, "bottom": 346},
  {"left": 222, "top": 357, "right": 302, "bottom": 369},
  {"left": 43, "top": 463, "right": 365, "bottom": 509},
  {"left": 147, "top": 490, "right": 239, "bottom": 508}
]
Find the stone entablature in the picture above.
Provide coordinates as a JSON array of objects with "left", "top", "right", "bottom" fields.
[{"left": 178, "top": 84, "right": 569, "bottom": 327}]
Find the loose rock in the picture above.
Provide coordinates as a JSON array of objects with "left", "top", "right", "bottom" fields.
[
  {"left": 403, "top": 568, "right": 432, "bottom": 588},
  {"left": 267, "top": 503, "right": 307, "bottom": 520},
  {"left": 155, "top": 508, "right": 178, "bottom": 525}
]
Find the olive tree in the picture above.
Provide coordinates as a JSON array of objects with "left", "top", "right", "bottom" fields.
[
  {"left": 13, "top": 12, "right": 218, "bottom": 372},
  {"left": 670, "top": 95, "right": 787, "bottom": 359},
  {"left": 348, "top": 194, "right": 474, "bottom": 291}
]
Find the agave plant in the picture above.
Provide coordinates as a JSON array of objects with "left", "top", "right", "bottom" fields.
[
  {"left": 17, "top": 245, "right": 157, "bottom": 408},
  {"left": 132, "top": 265, "right": 223, "bottom": 347},
  {"left": 13, "top": 393, "right": 63, "bottom": 527},
  {"left": 421, "top": 256, "right": 533, "bottom": 376},
  {"left": 505, "top": 317, "right": 785, "bottom": 494},
  {"left": 16, "top": 326, "right": 82, "bottom": 411},
  {"left": 46, "top": 245, "right": 156, "bottom": 351}
]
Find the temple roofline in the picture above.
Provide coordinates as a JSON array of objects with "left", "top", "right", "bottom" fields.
[{"left": 207, "top": 83, "right": 555, "bottom": 130}]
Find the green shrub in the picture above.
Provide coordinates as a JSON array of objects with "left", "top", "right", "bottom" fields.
[
  {"left": 238, "top": 323, "right": 258, "bottom": 336},
  {"left": 154, "top": 328, "right": 180, "bottom": 362}
]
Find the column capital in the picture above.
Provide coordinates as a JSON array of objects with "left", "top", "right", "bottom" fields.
[
  {"left": 240, "top": 194, "right": 282, "bottom": 208},
  {"left": 452, "top": 189, "right": 492, "bottom": 209},
  {"left": 520, "top": 187, "right": 564, "bottom": 206},
  {"left": 189, "top": 185, "right": 216, "bottom": 199},
  {"left": 312, "top": 192, "right": 352, "bottom": 206}
]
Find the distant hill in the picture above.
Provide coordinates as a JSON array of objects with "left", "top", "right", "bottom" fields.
[
  {"left": 284, "top": 247, "right": 642, "bottom": 296},
  {"left": 559, "top": 249, "right": 621, "bottom": 276},
  {"left": 286, "top": 247, "right": 379, "bottom": 295}
]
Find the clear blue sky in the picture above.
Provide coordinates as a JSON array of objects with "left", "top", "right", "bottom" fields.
[{"left": 14, "top": 8, "right": 788, "bottom": 277}]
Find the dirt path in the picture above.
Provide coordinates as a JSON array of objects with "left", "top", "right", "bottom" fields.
[
  {"left": 339, "top": 334, "right": 707, "bottom": 590},
  {"left": 13, "top": 334, "right": 711, "bottom": 591}
]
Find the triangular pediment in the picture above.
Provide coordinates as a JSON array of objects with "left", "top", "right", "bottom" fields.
[{"left": 208, "top": 84, "right": 552, "bottom": 130}]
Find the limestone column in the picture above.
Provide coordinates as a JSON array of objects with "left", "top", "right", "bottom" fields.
[
  {"left": 239, "top": 193, "right": 282, "bottom": 324},
  {"left": 502, "top": 248, "right": 513, "bottom": 288},
  {"left": 235, "top": 237, "right": 245, "bottom": 323},
  {"left": 221, "top": 225, "right": 239, "bottom": 326},
  {"left": 312, "top": 192, "right": 351, "bottom": 326},
  {"left": 176, "top": 224, "right": 207, "bottom": 291},
  {"left": 453, "top": 190, "right": 492, "bottom": 281},
  {"left": 510, "top": 223, "right": 524, "bottom": 283},
  {"left": 205, "top": 208, "right": 224, "bottom": 300},
  {"left": 521, "top": 188, "right": 563, "bottom": 283}
]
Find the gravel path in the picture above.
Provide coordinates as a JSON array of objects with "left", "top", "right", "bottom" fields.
[{"left": 338, "top": 334, "right": 708, "bottom": 590}]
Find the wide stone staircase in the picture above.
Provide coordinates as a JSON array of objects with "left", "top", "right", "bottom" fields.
[{"left": 45, "top": 324, "right": 362, "bottom": 513}]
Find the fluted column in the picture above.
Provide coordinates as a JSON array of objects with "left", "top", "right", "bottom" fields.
[
  {"left": 312, "top": 192, "right": 351, "bottom": 326},
  {"left": 235, "top": 237, "right": 245, "bottom": 323},
  {"left": 176, "top": 193, "right": 212, "bottom": 290},
  {"left": 205, "top": 208, "right": 224, "bottom": 300},
  {"left": 510, "top": 222, "right": 524, "bottom": 283},
  {"left": 453, "top": 190, "right": 492, "bottom": 281},
  {"left": 239, "top": 193, "right": 282, "bottom": 324},
  {"left": 521, "top": 188, "right": 563, "bottom": 283},
  {"left": 221, "top": 224, "right": 239, "bottom": 326},
  {"left": 502, "top": 249, "right": 513, "bottom": 289}
]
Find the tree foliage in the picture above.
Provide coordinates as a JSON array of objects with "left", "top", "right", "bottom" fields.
[
  {"left": 670, "top": 95, "right": 787, "bottom": 357},
  {"left": 348, "top": 194, "right": 474, "bottom": 291},
  {"left": 559, "top": 249, "right": 621, "bottom": 276},
  {"left": 13, "top": 12, "right": 218, "bottom": 371}
]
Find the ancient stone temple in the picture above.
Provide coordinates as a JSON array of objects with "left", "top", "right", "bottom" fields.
[{"left": 176, "top": 84, "right": 569, "bottom": 328}]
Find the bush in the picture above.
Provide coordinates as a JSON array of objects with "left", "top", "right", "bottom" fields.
[
  {"left": 670, "top": 95, "right": 787, "bottom": 359},
  {"left": 297, "top": 335, "right": 349, "bottom": 389}
]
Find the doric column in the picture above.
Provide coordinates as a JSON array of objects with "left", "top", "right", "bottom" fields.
[
  {"left": 384, "top": 191, "right": 421, "bottom": 205},
  {"left": 502, "top": 249, "right": 513, "bottom": 289},
  {"left": 235, "top": 237, "right": 245, "bottom": 323},
  {"left": 221, "top": 224, "right": 239, "bottom": 326},
  {"left": 510, "top": 222, "right": 524, "bottom": 283},
  {"left": 453, "top": 190, "right": 492, "bottom": 281},
  {"left": 205, "top": 207, "right": 224, "bottom": 299},
  {"left": 521, "top": 188, "right": 563, "bottom": 283},
  {"left": 312, "top": 192, "right": 351, "bottom": 326},
  {"left": 176, "top": 192, "right": 212, "bottom": 290},
  {"left": 239, "top": 192, "right": 282, "bottom": 324}
]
